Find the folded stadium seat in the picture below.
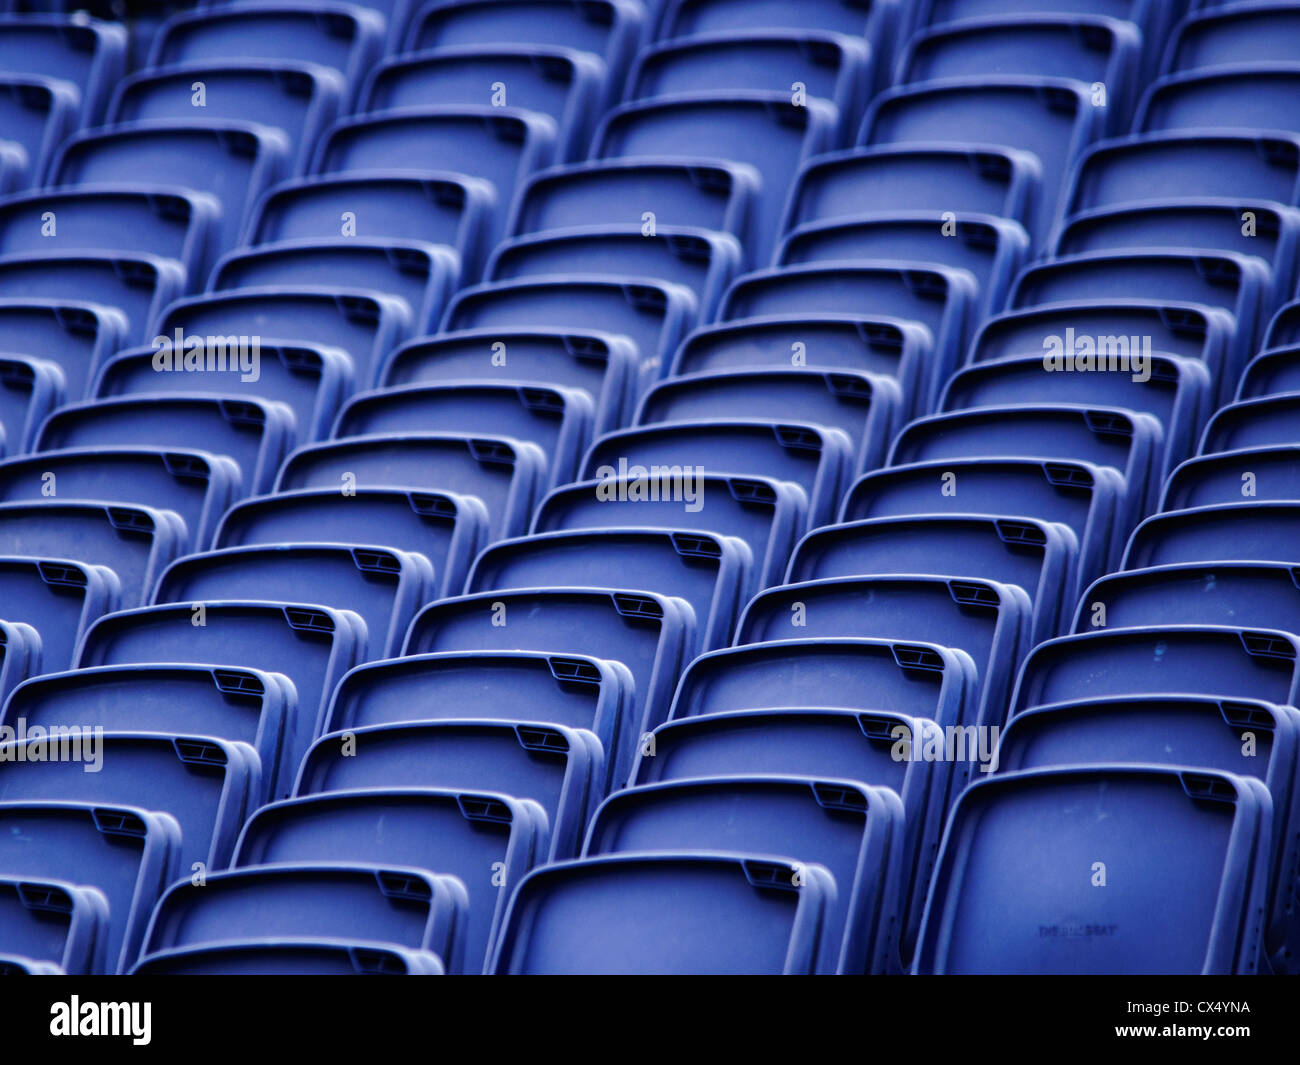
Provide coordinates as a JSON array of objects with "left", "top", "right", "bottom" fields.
[
  {"left": 153, "top": 544, "right": 435, "bottom": 661},
  {"left": 490, "top": 853, "right": 835, "bottom": 974},
  {"left": 0, "top": 251, "right": 184, "bottom": 348},
  {"left": 776, "top": 212, "right": 1030, "bottom": 322},
  {"left": 94, "top": 341, "right": 354, "bottom": 446},
  {"left": 1163, "top": 1, "right": 1300, "bottom": 75},
  {"left": 0, "top": 876, "right": 107, "bottom": 975},
  {"left": 313, "top": 107, "right": 557, "bottom": 248},
  {"left": 889, "top": 405, "right": 1164, "bottom": 531},
  {"left": 322, "top": 650, "right": 636, "bottom": 788},
  {"left": 467, "top": 528, "right": 750, "bottom": 653},
  {"left": 859, "top": 79, "right": 1102, "bottom": 249},
  {"left": 716, "top": 265, "right": 975, "bottom": 412},
  {"left": 1200, "top": 394, "right": 1300, "bottom": 457},
  {"left": 153, "top": 288, "right": 410, "bottom": 392},
  {"left": 842, "top": 458, "right": 1125, "bottom": 587},
  {"left": 0, "top": 502, "right": 184, "bottom": 609},
  {"left": 942, "top": 353, "right": 1211, "bottom": 485},
  {"left": 636, "top": 368, "right": 900, "bottom": 478},
  {"left": 75, "top": 600, "right": 364, "bottom": 798},
  {"left": 1008, "top": 250, "right": 1269, "bottom": 402},
  {"left": 0, "top": 448, "right": 240, "bottom": 552},
  {"left": 216, "top": 488, "right": 487, "bottom": 598},
  {"left": 245, "top": 172, "right": 493, "bottom": 284},
  {"left": 0, "top": 619, "right": 37, "bottom": 703},
  {"left": 592, "top": 94, "right": 838, "bottom": 267},
  {"left": 0, "top": 731, "right": 260, "bottom": 873},
  {"left": 150, "top": 3, "right": 384, "bottom": 111},
  {"left": 0, "top": 187, "right": 218, "bottom": 287},
  {"left": 274, "top": 434, "right": 546, "bottom": 542},
  {"left": 584, "top": 778, "right": 908, "bottom": 974},
  {"left": 895, "top": 14, "right": 1141, "bottom": 135},
  {"left": 0, "top": 802, "right": 179, "bottom": 975},
  {"left": 1238, "top": 344, "right": 1300, "bottom": 402},
  {"left": 443, "top": 276, "right": 697, "bottom": 393},
  {"left": 361, "top": 46, "right": 604, "bottom": 164},
  {"left": 0, "top": 955, "right": 62, "bottom": 975},
  {"left": 107, "top": 61, "right": 345, "bottom": 177},
  {"left": 532, "top": 474, "right": 806, "bottom": 600},
  {"left": 1137, "top": 66, "right": 1300, "bottom": 149},
  {"left": 911, "top": 765, "right": 1271, "bottom": 974},
  {"left": 380, "top": 329, "right": 637, "bottom": 438},
  {"left": 196, "top": 0, "right": 421, "bottom": 54},
  {"left": 486, "top": 226, "right": 742, "bottom": 324},
  {"left": 507, "top": 159, "right": 759, "bottom": 260},
  {"left": 406, "top": 0, "right": 646, "bottom": 110},
  {"left": 1263, "top": 300, "right": 1300, "bottom": 349},
  {"left": 0, "top": 299, "right": 125, "bottom": 406},
  {"left": 332, "top": 382, "right": 593, "bottom": 490},
  {"left": 1062, "top": 131, "right": 1300, "bottom": 221},
  {"left": 738, "top": 576, "right": 1032, "bottom": 736},
  {"left": 1053, "top": 201, "right": 1300, "bottom": 314},
  {"left": 403, "top": 587, "right": 694, "bottom": 748},
  {"left": 1162, "top": 446, "right": 1300, "bottom": 512},
  {"left": 37, "top": 395, "right": 295, "bottom": 497},
  {"left": 132, "top": 940, "right": 445, "bottom": 975},
  {"left": 1, "top": 664, "right": 289, "bottom": 806},
  {"left": 582, "top": 421, "right": 853, "bottom": 529},
  {"left": 49, "top": 122, "right": 290, "bottom": 257},
  {"left": 668, "top": 637, "right": 978, "bottom": 733},
  {"left": 1010, "top": 626, "right": 1300, "bottom": 718},
  {"left": 626, "top": 31, "right": 872, "bottom": 146},
  {"left": 138, "top": 865, "right": 468, "bottom": 972},
  {"left": 0, "top": 558, "right": 116, "bottom": 674},
  {"left": 787, "top": 514, "right": 1078, "bottom": 646},
  {"left": 0, "top": 14, "right": 127, "bottom": 126},
  {"left": 232, "top": 788, "right": 546, "bottom": 974},
  {"left": 995, "top": 695, "right": 1300, "bottom": 972},
  {"left": 0, "top": 75, "right": 77, "bottom": 185},
  {"left": 297, "top": 720, "right": 603, "bottom": 860},
  {"left": 0, "top": 142, "right": 28, "bottom": 195},
  {"left": 1122, "top": 502, "right": 1300, "bottom": 571},
  {"left": 0, "top": 356, "right": 61, "bottom": 456}
]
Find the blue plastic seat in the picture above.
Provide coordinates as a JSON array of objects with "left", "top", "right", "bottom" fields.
[
  {"left": 139, "top": 865, "right": 468, "bottom": 971},
  {"left": 788, "top": 514, "right": 1078, "bottom": 646},
  {"left": 362, "top": 46, "right": 604, "bottom": 164},
  {"left": 321, "top": 650, "right": 635, "bottom": 788},
  {"left": 297, "top": 720, "right": 603, "bottom": 860},
  {"left": 151, "top": 3, "right": 384, "bottom": 110},
  {"left": 1137, "top": 66, "right": 1300, "bottom": 143},
  {"left": 37, "top": 396, "right": 295, "bottom": 497},
  {"left": 1200, "top": 394, "right": 1300, "bottom": 457},
  {"left": 777, "top": 212, "right": 1030, "bottom": 321},
  {"left": 0, "top": 732, "right": 260, "bottom": 873},
  {"left": 0, "top": 187, "right": 218, "bottom": 285},
  {"left": 1164, "top": 2, "right": 1300, "bottom": 75},
  {"left": 1265, "top": 299, "right": 1300, "bottom": 349},
  {"left": 154, "top": 288, "right": 410, "bottom": 392},
  {"left": 2, "top": 664, "right": 289, "bottom": 806},
  {"left": 403, "top": 588, "right": 693, "bottom": 752},
  {"left": 1237, "top": 343, "right": 1300, "bottom": 402},
  {"left": 232, "top": 788, "right": 544, "bottom": 974},
  {"left": 668, "top": 637, "right": 978, "bottom": 732},
  {"left": 0, "top": 557, "right": 116, "bottom": 673},
  {"left": 245, "top": 172, "right": 492, "bottom": 282},
  {"left": 843, "top": 458, "right": 1125, "bottom": 586},
  {"left": 0, "top": 355, "right": 63, "bottom": 455},
  {"left": 313, "top": 107, "right": 556, "bottom": 246},
  {"left": 1123, "top": 502, "right": 1300, "bottom": 570},
  {"left": 108, "top": 60, "right": 345, "bottom": 176},
  {"left": 0, "top": 802, "right": 178, "bottom": 975},
  {"left": 202, "top": 0, "right": 420, "bottom": 54},
  {"left": 49, "top": 122, "right": 291, "bottom": 255},
  {"left": 0, "top": 142, "right": 28, "bottom": 195},
  {"left": 1010, "top": 626, "right": 1300, "bottom": 715},
  {"left": 333, "top": 382, "right": 593, "bottom": 489},
  {"left": 0, "top": 502, "right": 184, "bottom": 608},
  {"left": 486, "top": 226, "right": 741, "bottom": 323},
  {"left": 593, "top": 93, "right": 838, "bottom": 265},
  {"left": 93, "top": 341, "right": 354, "bottom": 446},
  {"left": 0, "top": 15, "right": 127, "bottom": 125},
  {"left": 0, "top": 620, "right": 37, "bottom": 706},
  {"left": 533, "top": 473, "right": 806, "bottom": 598},
  {"left": 490, "top": 852, "right": 834, "bottom": 974},
  {"left": 380, "top": 328, "right": 637, "bottom": 437},
  {"left": 0, "top": 74, "right": 77, "bottom": 184},
  {"left": 216, "top": 488, "right": 487, "bottom": 598},
  {"left": 76, "top": 600, "right": 363, "bottom": 795},
  {"left": 0, "top": 300, "right": 126, "bottom": 405},
  {"left": 154, "top": 544, "right": 435, "bottom": 660},
  {"left": 466, "top": 528, "right": 751, "bottom": 653},
  {"left": 443, "top": 276, "right": 697, "bottom": 393},
  {"left": 585, "top": 777, "right": 907, "bottom": 974},
  {"left": 1163, "top": 446, "right": 1300, "bottom": 512},
  {"left": 582, "top": 421, "right": 853, "bottom": 529},
  {"left": 0, "top": 876, "right": 107, "bottom": 975},
  {"left": 657, "top": 0, "right": 899, "bottom": 64},
  {"left": 132, "top": 939, "right": 445, "bottom": 975},
  {"left": 739, "top": 576, "right": 1031, "bottom": 734},
  {"left": 912, "top": 766, "right": 1270, "bottom": 974},
  {"left": 275, "top": 434, "right": 546, "bottom": 542}
]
